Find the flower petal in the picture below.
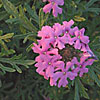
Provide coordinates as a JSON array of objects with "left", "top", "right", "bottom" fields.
[
  {"left": 82, "top": 59, "right": 95, "bottom": 67},
  {"left": 80, "top": 36, "right": 89, "bottom": 44},
  {"left": 46, "top": 66, "right": 54, "bottom": 77},
  {"left": 57, "top": 40, "right": 65, "bottom": 49},
  {"left": 74, "top": 39, "right": 81, "bottom": 49},
  {"left": 79, "top": 67, "right": 88, "bottom": 77},
  {"left": 43, "top": 3, "right": 53, "bottom": 13},
  {"left": 55, "top": 0, "right": 64, "bottom": 5},
  {"left": 58, "top": 76, "right": 68, "bottom": 87},
  {"left": 32, "top": 43, "right": 41, "bottom": 54},
  {"left": 52, "top": 4, "right": 62, "bottom": 17},
  {"left": 67, "top": 72, "right": 77, "bottom": 80}
]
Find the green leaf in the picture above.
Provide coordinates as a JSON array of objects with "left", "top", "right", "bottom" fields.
[
  {"left": 21, "top": 60, "right": 35, "bottom": 65},
  {"left": 26, "top": 43, "right": 34, "bottom": 52},
  {"left": 39, "top": 8, "right": 44, "bottom": 28},
  {"left": 3, "top": 66, "right": 16, "bottom": 72},
  {"left": 1, "top": 0, "right": 19, "bottom": 17},
  {"left": 74, "top": 16, "right": 86, "bottom": 22},
  {"left": 23, "top": 36, "right": 28, "bottom": 43},
  {"left": 0, "top": 56, "right": 35, "bottom": 74},
  {"left": 39, "top": 8, "right": 49, "bottom": 28},
  {"left": 86, "top": 8, "right": 100, "bottom": 15},
  {"left": 18, "top": 5, "right": 38, "bottom": 32},
  {"left": 10, "top": 54, "right": 23, "bottom": 60},
  {"left": 74, "top": 78, "right": 80, "bottom": 100},
  {"left": 0, "top": 80, "right": 2, "bottom": 88},
  {"left": 5, "top": 18, "right": 19, "bottom": 24},
  {"left": 0, "top": 11, "right": 8, "bottom": 21},
  {"left": 24, "top": 3, "right": 39, "bottom": 24},
  {"left": 12, "top": 64, "right": 22, "bottom": 73},
  {"left": 89, "top": 68, "right": 100, "bottom": 87},
  {"left": 0, "top": 63, "right": 16, "bottom": 72},
  {"left": 0, "top": 30, "right": 3, "bottom": 36},
  {"left": 0, "top": 33, "right": 14, "bottom": 39},
  {"left": 0, "top": 58, "right": 35, "bottom": 68},
  {"left": 0, "top": 40, "right": 8, "bottom": 50},
  {"left": 0, "top": 58, "right": 34, "bottom": 65},
  {"left": 2, "top": 0, "right": 38, "bottom": 32},
  {"left": 0, "top": 48, "right": 15, "bottom": 57},
  {"left": 78, "top": 79, "right": 89, "bottom": 99},
  {"left": 86, "top": 0, "right": 99, "bottom": 8},
  {"left": 0, "top": 33, "right": 14, "bottom": 51}
]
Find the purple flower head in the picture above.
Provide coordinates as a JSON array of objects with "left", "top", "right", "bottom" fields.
[
  {"left": 43, "top": 0, "right": 64, "bottom": 17},
  {"left": 32, "top": 20, "right": 96, "bottom": 87}
]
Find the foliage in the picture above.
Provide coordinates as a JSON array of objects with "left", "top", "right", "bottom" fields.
[{"left": 0, "top": 0, "right": 100, "bottom": 100}]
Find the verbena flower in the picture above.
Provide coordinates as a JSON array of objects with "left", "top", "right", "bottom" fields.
[
  {"left": 43, "top": 0, "right": 64, "bottom": 17},
  {"left": 50, "top": 60, "right": 77, "bottom": 87},
  {"left": 35, "top": 54, "right": 63, "bottom": 78},
  {"left": 32, "top": 43, "right": 58, "bottom": 55},
  {"left": 74, "top": 28, "right": 90, "bottom": 50},
  {"left": 32, "top": 19, "right": 96, "bottom": 87}
]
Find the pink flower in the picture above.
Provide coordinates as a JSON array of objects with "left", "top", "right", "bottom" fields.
[
  {"left": 38, "top": 23, "right": 68, "bottom": 50},
  {"left": 79, "top": 58, "right": 95, "bottom": 77},
  {"left": 35, "top": 55, "right": 63, "bottom": 78},
  {"left": 62, "top": 20, "right": 79, "bottom": 45},
  {"left": 52, "top": 23, "right": 68, "bottom": 49},
  {"left": 74, "top": 28, "right": 90, "bottom": 50},
  {"left": 38, "top": 26, "right": 54, "bottom": 39},
  {"left": 38, "top": 26, "right": 55, "bottom": 49},
  {"left": 63, "top": 20, "right": 74, "bottom": 33},
  {"left": 50, "top": 61, "right": 77, "bottom": 87},
  {"left": 73, "top": 53, "right": 95, "bottom": 77},
  {"left": 32, "top": 43, "right": 58, "bottom": 55},
  {"left": 43, "top": 0, "right": 64, "bottom": 17},
  {"left": 32, "top": 20, "right": 96, "bottom": 88},
  {"left": 67, "top": 34, "right": 76, "bottom": 45}
]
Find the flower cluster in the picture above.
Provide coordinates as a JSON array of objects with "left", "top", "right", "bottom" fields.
[
  {"left": 32, "top": 20, "right": 96, "bottom": 87},
  {"left": 43, "top": 0, "right": 64, "bottom": 17}
]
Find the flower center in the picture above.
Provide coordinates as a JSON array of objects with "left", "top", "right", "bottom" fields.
[
  {"left": 48, "top": 62, "right": 51, "bottom": 65},
  {"left": 72, "top": 65, "right": 75, "bottom": 70},
  {"left": 59, "top": 45, "right": 80, "bottom": 62},
  {"left": 43, "top": 52, "right": 46, "bottom": 54},
  {"left": 52, "top": 2, "right": 55, "bottom": 5},
  {"left": 63, "top": 72, "right": 66, "bottom": 75},
  {"left": 54, "top": 36, "right": 57, "bottom": 39},
  {"left": 66, "top": 31, "right": 68, "bottom": 34},
  {"left": 80, "top": 65, "right": 82, "bottom": 68},
  {"left": 78, "top": 36, "right": 80, "bottom": 38}
]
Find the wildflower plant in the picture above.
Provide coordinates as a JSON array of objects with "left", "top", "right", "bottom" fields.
[
  {"left": 0, "top": 0, "right": 100, "bottom": 100},
  {"left": 32, "top": 20, "right": 96, "bottom": 87}
]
